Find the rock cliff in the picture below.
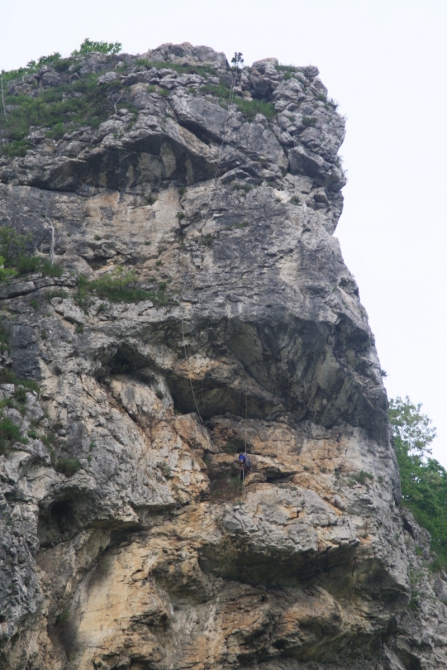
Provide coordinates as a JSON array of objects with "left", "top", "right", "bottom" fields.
[{"left": 0, "top": 42, "right": 446, "bottom": 670}]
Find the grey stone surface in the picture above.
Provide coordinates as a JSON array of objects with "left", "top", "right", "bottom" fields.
[{"left": 0, "top": 43, "right": 445, "bottom": 670}]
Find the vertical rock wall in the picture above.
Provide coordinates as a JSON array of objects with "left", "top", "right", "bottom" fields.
[{"left": 0, "top": 42, "right": 446, "bottom": 669}]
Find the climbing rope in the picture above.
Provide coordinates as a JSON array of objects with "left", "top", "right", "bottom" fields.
[
  {"left": 179, "top": 272, "right": 204, "bottom": 426},
  {"left": 242, "top": 390, "right": 248, "bottom": 487},
  {"left": 180, "top": 66, "right": 240, "bottom": 425},
  {"left": 44, "top": 208, "right": 55, "bottom": 266},
  {"left": 178, "top": 65, "right": 257, "bottom": 493},
  {"left": 211, "top": 69, "right": 238, "bottom": 186},
  {"left": 244, "top": 390, "right": 247, "bottom": 454},
  {"left": 202, "top": 69, "right": 239, "bottom": 222}
]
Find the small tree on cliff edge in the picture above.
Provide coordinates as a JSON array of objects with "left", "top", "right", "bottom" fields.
[
  {"left": 390, "top": 396, "right": 447, "bottom": 567},
  {"left": 231, "top": 52, "right": 244, "bottom": 69},
  {"left": 71, "top": 39, "right": 122, "bottom": 56},
  {"left": 231, "top": 52, "right": 244, "bottom": 83}
]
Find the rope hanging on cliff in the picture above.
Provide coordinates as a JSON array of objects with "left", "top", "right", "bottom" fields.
[
  {"left": 242, "top": 390, "right": 248, "bottom": 486},
  {"left": 179, "top": 272, "right": 204, "bottom": 426},
  {"left": 202, "top": 68, "right": 239, "bottom": 223},
  {"left": 179, "top": 64, "right": 255, "bottom": 476},
  {"left": 211, "top": 69, "right": 238, "bottom": 188},
  {"left": 244, "top": 391, "right": 247, "bottom": 454},
  {"left": 180, "top": 68, "right": 240, "bottom": 426},
  {"left": 47, "top": 212, "right": 55, "bottom": 266}
]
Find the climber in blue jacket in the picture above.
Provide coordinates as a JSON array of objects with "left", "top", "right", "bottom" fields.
[{"left": 238, "top": 453, "right": 253, "bottom": 482}]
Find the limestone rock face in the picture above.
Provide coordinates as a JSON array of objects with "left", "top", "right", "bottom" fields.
[{"left": 0, "top": 43, "right": 446, "bottom": 670}]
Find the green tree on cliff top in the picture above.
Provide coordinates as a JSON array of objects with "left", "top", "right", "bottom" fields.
[
  {"left": 390, "top": 396, "right": 447, "bottom": 567},
  {"left": 71, "top": 38, "right": 122, "bottom": 56}
]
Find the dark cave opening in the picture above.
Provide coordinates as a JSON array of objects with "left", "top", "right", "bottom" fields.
[
  {"left": 37, "top": 497, "right": 85, "bottom": 547},
  {"left": 49, "top": 500, "right": 75, "bottom": 532}
]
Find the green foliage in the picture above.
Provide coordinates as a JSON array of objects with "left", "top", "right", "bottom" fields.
[
  {"left": 0, "top": 388, "right": 31, "bottom": 445},
  {"left": 302, "top": 116, "right": 317, "bottom": 128},
  {"left": 275, "top": 65, "right": 305, "bottom": 84},
  {"left": 27, "top": 53, "right": 62, "bottom": 69},
  {"left": 0, "top": 368, "right": 39, "bottom": 394},
  {"left": 0, "top": 45, "right": 156, "bottom": 154},
  {"left": 16, "top": 256, "right": 63, "bottom": 278},
  {"left": 0, "top": 323, "right": 9, "bottom": 354},
  {"left": 14, "top": 386, "right": 27, "bottom": 404},
  {"left": 351, "top": 470, "right": 374, "bottom": 486},
  {"left": 0, "top": 140, "right": 30, "bottom": 157},
  {"left": 46, "top": 289, "right": 68, "bottom": 301},
  {"left": 158, "top": 461, "right": 173, "bottom": 478},
  {"left": 0, "top": 226, "right": 29, "bottom": 267},
  {"left": 46, "top": 122, "right": 66, "bottom": 140},
  {"left": 41, "top": 432, "right": 57, "bottom": 450},
  {"left": 409, "top": 590, "right": 419, "bottom": 611},
  {"left": 0, "top": 256, "right": 16, "bottom": 281},
  {"left": 135, "top": 59, "right": 219, "bottom": 78},
  {"left": 76, "top": 268, "right": 172, "bottom": 307},
  {"left": 390, "top": 397, "right": 436, "bottom": 456},
  {"left": 0, "top": 417, "right": 22, "bottom": 454},
  {"left": 233, "top": 97, "right": 276, "bottom": 121},
  {"left": 1, "top": 53, "right": 63, "bottom": 86},
  {"left": 53, "top": 59, "right": 72, "bottom": 73},
  {"left": 71, "top": 38, "right": 122, "bottom": 56},
  {"left": 231, "top": 52, "right": 244, "bottom": 69},
  {"left": 201, "top": 80, "right": 232, "bottom": 101},
  {"left": 201, "top": 234, "right": 214, "bottom": 247},
  {"left": 0, "top": 226, "right": 62, "bottom": 278},
  {"left": 202, "top": 77, "right": 275, "bottom": 120},
  {"left": 276, "top": 65, "right": 298, "bottom": 74},
  {"left": 231, "top": 182, "right": 252, "bottom": 193},
  {"left": 0, "top": 69, "right": 133, "bottom": 156},
  {"left": 431, "top": 555, "right": 445, "bottom": 572},
  {"left": 0, "top": 397, "right": 18, "bottom": 412},
  {"left": 390, "top": 396, "right": 447, "bottom": 568},
  {"left": 54, "top": 457, "right": 81, "bottom": 477}
]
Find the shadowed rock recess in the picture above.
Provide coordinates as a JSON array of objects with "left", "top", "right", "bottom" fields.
[{"left": 0, "top": 42, "right": 446, "bottom": 670}]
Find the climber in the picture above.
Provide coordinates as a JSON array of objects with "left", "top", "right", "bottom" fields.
[{"left": 238, "top": 453, "right": 253, "bottom": 482}]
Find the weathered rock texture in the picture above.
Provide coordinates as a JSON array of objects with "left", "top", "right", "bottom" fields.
[{"left": 1, "top": 42, "right": 446, "bottom": 670}]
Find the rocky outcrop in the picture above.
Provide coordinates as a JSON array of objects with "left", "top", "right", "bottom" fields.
[{"left": 0, "top": 42, "right": 446, "bottom": 670}]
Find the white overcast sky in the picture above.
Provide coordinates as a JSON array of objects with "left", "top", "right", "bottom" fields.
[{"left": 2, "top": 0, "right": 446, "bottom": 465}]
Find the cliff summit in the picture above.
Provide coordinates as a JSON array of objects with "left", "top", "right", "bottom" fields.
[{"left": 0, "top": 42, "right": 446, "bottom": 670}]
